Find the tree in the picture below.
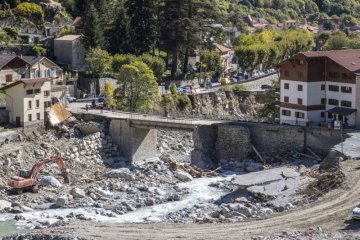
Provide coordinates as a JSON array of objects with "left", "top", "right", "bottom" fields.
[
  {"left": 257, "top": 80, "right": 280, "bottom": 122},
  {"left": 323, "top": 31, "right": 350, "bottom": 50},
  {"left": 14, "top": 2, "right": 44, "bottom": 25},
  {"left": 81, "top": 3, "right": 104, "bottom": 49},
  {"left": 200, "top": 50, "right": 223, "bottom": 80},
  {"left": 103, "top": 81, "right": 115, "bottom": 106},
  {"left": 125, "top": 0, "right": 159, "bottom": 54},
  {"left": 116, "top": 61, "right": 159, "bottom": 111},
  {"left": 108, "top": 2, "right": 132, "bottom": 54},
  {"left": 86, "top": 48, "right": 112, "bottom": 74},
  {"left": 235, "top": 46, "right": 258, "bottom": 75},
  {"left": 32, "top": 45, "right": 47, "bottom": 56},
  {"left": 138, "top": 53, "right": 166, "bottom": 79},
  {"left": 111, "top": 54, "right": 137, "bottom": 72},
  {"left": 3, "top": 27, "right": 19, "bottom": 40}
]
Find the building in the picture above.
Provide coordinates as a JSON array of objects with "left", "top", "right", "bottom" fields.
[
  {"left": 0, "top": 55, "right": 63, "bottom": 86},
  {"left": 319, "top": 18, "right": 340, "bottom": 31},
  {"left": 1, "top": 78, "right": 52, "bottom": 127},
  {"left": 54, "top": 35, "right": 87, "bottom": 71},
  {"left": 214, "top": 43, "right": 235, "bottom": 75},
  {"left": 278, "top": 50, "right": 360, "bottom": 128}
]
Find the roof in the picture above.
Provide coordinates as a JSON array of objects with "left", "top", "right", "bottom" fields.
[
  {"left": 55, "top": 35, "right": 81, "bottom": 41},
  {"left": 0, "top": 55, "right": 17, "bottom": 69},
  {"left": 300, "top": 49, "right": 360, "bottom": 73},
  {"left": 1, "top": 78, "right": 50, "bottom": 91},
  {"left": 72, "top": 17, "right": 82, "bottom": 27},
  {"left": 214, "top": 43, "right": 233, "bottom": 53},
  {"left": 327, "top": 107, "right": 357, "bottom": 116}
]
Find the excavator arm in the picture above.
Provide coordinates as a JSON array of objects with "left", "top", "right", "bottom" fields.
[{"left": 8, "top": 152, "right": 70, "bottom": 191}]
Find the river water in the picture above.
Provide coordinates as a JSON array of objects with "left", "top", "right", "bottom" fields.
[{"left": 0, "top": 175, "right": 233, "bottom": 237}]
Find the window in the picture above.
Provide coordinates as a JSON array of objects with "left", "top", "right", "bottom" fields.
[
  {"left": 28, "top": 101, "right": 32, "bottom": 109},
  {"left": 341, "top": 86, "right": 352, "bottom": 93},
  {"left": 328, "top": 85, "right": 339, "bottom": 92},
  {"left": 321, "top": 98, "right": 326, "bottom": 104},
  {"left": 28, "top": 114, "right": 32, "bottom": 122},
  {"left": 284, "top": 96, "right": 289, "bottom": 103},
  {"left": 284, "top": 83, "right": 289, "bottom": 89},
  {"left": 328, "top": 72, "right": 339, "bottom": 79},
  {"left": 297, "top": 98, "right": 303, "bottom": 105},
  {"left": 44, "top": 101, "right": 51, "bottom": 108},
  {"left": 298, "top": 72, "right": 303, "bottom": 79},
  {"left": 328, "top": 112, "right": 333, "bottom": 119},
  {"left": 36, "top": 113, "right": 40, "bottom": 120},
  {"left": 36, "top": 100, "right": 40, "bottom": 108},
  {"left": 321, "top": 84, "right": 325, "bottom": 91},
  {"left": 34, "top": 89, "right": 41, "bottom": 94},
  {"left": 328, "top": 99, "right": 339, "bottom": 106},
  {"left": 34, "top": 69, "right": 40, "bottom": 78},
  {"left": 321, "top": 112, "right": 325, "bottom": 118},
  {"left": 297, "top": 85, "right": 303, "bottom": 91},
  {"left": 26, "top": 89, "right": 34, "bottom": 95},
  {"left": 44, "top": 91, "right": 50, "bottom": 97},
  {"left": 284, "top": 70, "right": 289, "bottom": 77},
  {"left": 341, "top": 100, "right": 352, "bottom": 108},
  {"left": 5, "top": 74, "right": 12, "bottom": 82},
  {"left": 295, "top": 112, "right": 305, "bottom": 119},
  {"left": 282, "top": 110, "right": 291, "bottom": 116}
]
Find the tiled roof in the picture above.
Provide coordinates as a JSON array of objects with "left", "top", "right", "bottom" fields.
[
  {"left": 300, "top": 49, "right": 360, "bottom": 73},
  {"left": 55, "top": 35, "right": 81, "bottom": 41},
  {"left": 0, "top": 78, "right": 50, "bottom": 90},
  {"left": 214, "top": 43, "right": 233, "bottom": 53},
  {"left": 0, "top": 55, "right": 17, "bottom": 69}
]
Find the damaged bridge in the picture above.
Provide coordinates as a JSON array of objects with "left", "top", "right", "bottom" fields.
[{"left": 71, "top": 109, "right": 350, "bottom": 167}]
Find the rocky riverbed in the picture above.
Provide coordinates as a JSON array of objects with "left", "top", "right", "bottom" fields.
[{"left": 0, "top": 120, "right": 335, "bottom": 238}]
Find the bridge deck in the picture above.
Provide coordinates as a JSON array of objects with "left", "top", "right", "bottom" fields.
[{"left": 69, "top": 106, "right": 229, "bottom": 130}]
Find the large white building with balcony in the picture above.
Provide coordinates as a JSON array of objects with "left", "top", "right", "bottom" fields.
[{"left": 278, "top": 50, "right": 360, "bottom": 128}]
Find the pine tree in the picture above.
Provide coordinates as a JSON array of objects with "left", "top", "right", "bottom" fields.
[
  {"left": 108, "top": 2, "right": 132, "bottom": 54},
  {"left": 81, "top": 3, "right": 104, "bottom": 49},
  {"left": 125, "top": 0, "right": 159, "bottom": 54}
]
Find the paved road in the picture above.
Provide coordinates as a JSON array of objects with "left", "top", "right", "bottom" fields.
[{"left": 68, "top": 102, "right": 229, "bottom": 128}]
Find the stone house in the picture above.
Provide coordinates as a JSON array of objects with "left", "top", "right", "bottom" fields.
[
  {"left": 1, "top": 78, "right": 52, "bottom": 127},
  {"left": 54, "top": 35, "right": 87, "bottom": 71},
  {"left": 214, "top": 43, "right": 235, "bottom": 75}
]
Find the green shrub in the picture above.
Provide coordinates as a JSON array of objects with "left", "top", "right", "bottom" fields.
[
  {"left": 232, "top": 84, "right": 246, "bottom": 91},
  {"left": 176, "top": 94, "right": 191, "bottom": 111},
  {"left": 219, "top": 86, "right": 232, "bottom": 91},
  {"left": 14, "top": 2, "right": 44, "bottom": 24}
]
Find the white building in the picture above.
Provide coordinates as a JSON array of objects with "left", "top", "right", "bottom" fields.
[
  {"left": 1, "top": 78, "right": 52, "bottom": 127},
  {"left": 278, "top": 50, "right": 360, "bottom": 128}
]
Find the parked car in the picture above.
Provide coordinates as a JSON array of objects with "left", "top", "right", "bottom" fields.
[
  {"left": 220, "top": 78, "right": 230, "bottom": 85},
  {"left": 66, "top": 94, "right": 77, "bottom": 103},
  {"left": 98, "top": 95, "right": 105, "bottom": 103},
  {"left": 353, "top": 205, "right": 360, "bottom": 219}
]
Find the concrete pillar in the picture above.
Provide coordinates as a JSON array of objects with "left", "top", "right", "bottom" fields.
[
  {"left": 109, "top": 119, "right": 158, "bottom": 163},
  {"left": 191, "top": 125, "right": 217, "bottom": 169}
]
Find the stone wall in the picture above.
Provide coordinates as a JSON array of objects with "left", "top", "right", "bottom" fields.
[
  {"left": 216, "top": 125, "right": 251, "bottom": 163},
  {"left": 0, "top": 108, "right": 8, "bottom": 124}
]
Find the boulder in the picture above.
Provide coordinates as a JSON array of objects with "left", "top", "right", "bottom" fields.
[
  {"left": 0, "top": 200, "right": 12, "bottom": 211},
  {"left": 39, "top": 176, "right": 62, "bottom": 188},
  {"left": 320, "top": 150, "right": 347, "bottom": 171},
  {"left": 258, "top": 208, "right": 273, "bottom": 217},
  {"left": 237, "top": 205, "right": 252, "bottom": 217},
  {"left": 245, "top": 161, "right": 264, "bottom": 172},
  {"left": 56, "top": 195, "right": 68, "bottom": 207},
  {"left": 104, "top": 169, "right": 135, "bottom": 181},
  {"left": 70, "top": 187, "right": 86, "bottom": 198},
  {"left": 174, "top": 170, "right": 193, "bottom": 182}
]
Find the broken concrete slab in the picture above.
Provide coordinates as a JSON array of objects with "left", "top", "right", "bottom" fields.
[{"left": 232, "top": 167, "right": 300, "bottom": 187}]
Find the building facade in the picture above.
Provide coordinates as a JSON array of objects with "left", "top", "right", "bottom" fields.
[
  {"left": 1, "top": 78, "right": 52, "bottom": 127},
  {"left": 54, "top": 35, "right": 86, "bottom": 71},
  {"left": 279, "top": 50, "right": 360, "bottom": 128}
]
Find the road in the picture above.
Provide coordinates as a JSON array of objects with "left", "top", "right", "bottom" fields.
[{"left": 38, "top": 159, "right": 360, "bottom": 239}]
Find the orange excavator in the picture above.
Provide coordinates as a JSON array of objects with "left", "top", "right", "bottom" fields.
[{"left": 8, "top": 152, "right": 70, "bottom": 194}]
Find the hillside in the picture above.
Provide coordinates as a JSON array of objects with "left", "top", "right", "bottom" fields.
[{"left": 228, "top": 0, "right": 360, "bottom": 27}]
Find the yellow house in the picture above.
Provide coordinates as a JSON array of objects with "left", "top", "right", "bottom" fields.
[{"left": 1, "top": 78, "right": 52, "bottom": 127}]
